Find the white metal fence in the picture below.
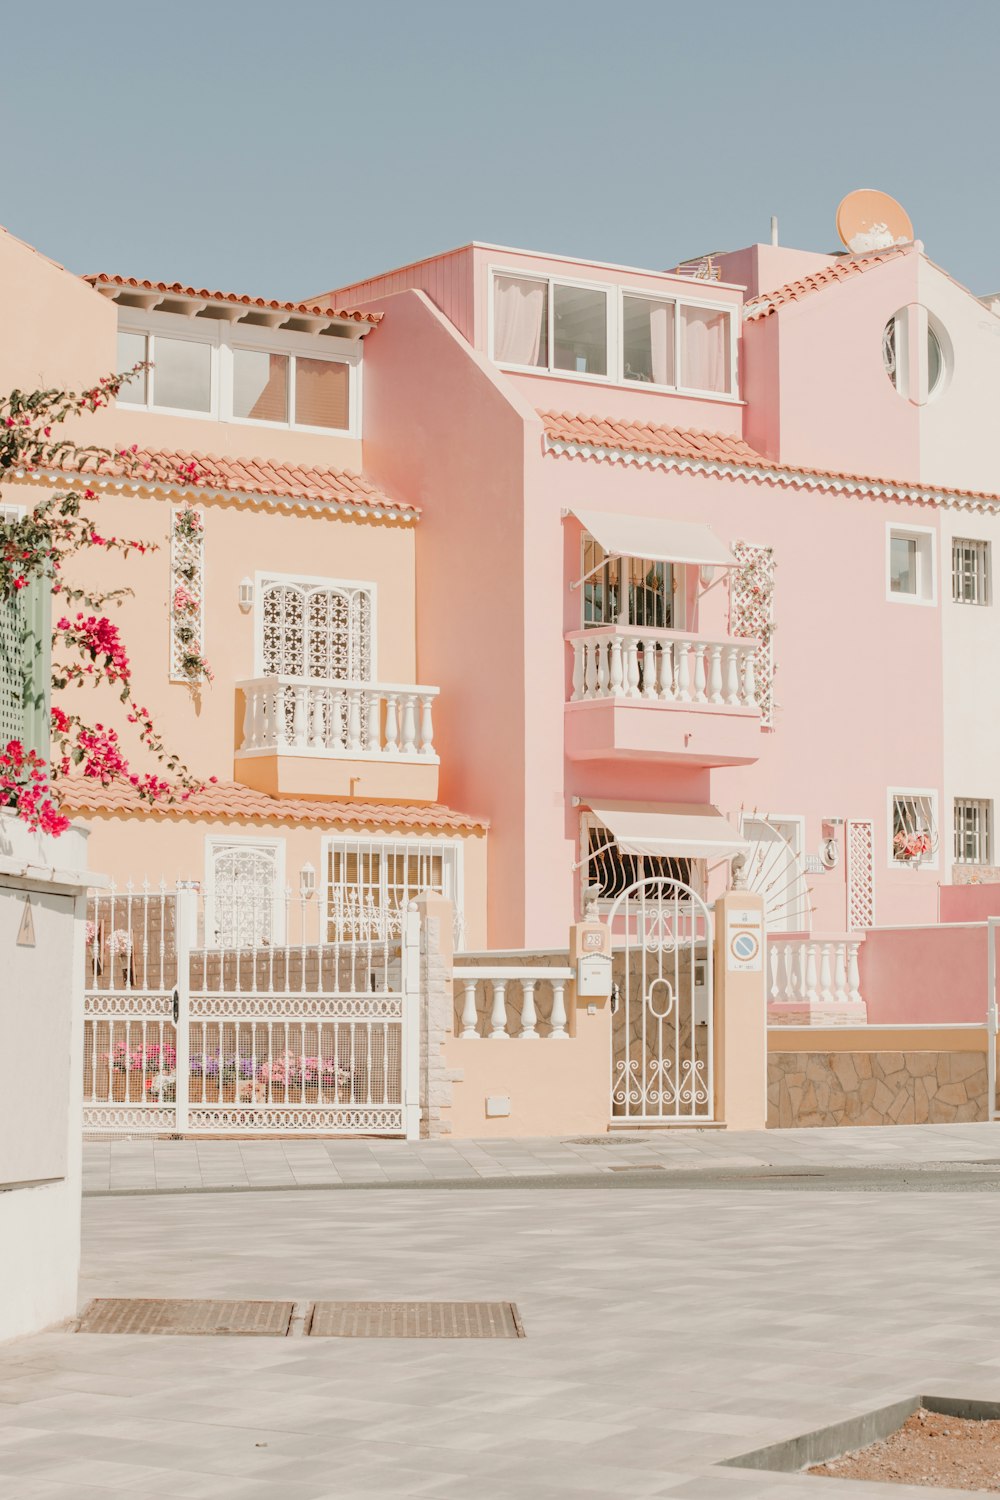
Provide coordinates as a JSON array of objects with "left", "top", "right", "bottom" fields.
[{"left": 83, "top": 881, "right": 419, "bottom": 1137}]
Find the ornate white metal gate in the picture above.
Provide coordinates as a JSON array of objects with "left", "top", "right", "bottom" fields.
[
  {"left": 608, "top": 876, "right": 715, "bottom": 1123},
  {"left": 82, "top": 882, "right": 417, "bottom": 1137}
]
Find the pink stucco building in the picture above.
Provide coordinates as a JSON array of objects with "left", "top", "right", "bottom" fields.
[{"left": 4, "top": 219, "right": 1000, "bottom": 996}]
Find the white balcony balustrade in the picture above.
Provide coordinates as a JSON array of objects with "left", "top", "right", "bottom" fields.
[
  {"left": 767, "top": 936, "right": 867, "bottom": 1025},
  {"left": 238, "top": 677, "right": 439, "bottom": 760},
  {"left": 453, "top": 966, "right": 575, "bottom": 1040},
  {"left": 568, "top": 627, "right": 757, "bottom": 709}
]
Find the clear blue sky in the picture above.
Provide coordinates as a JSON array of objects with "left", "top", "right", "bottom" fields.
[{"left": 4, "top": 0, "right": 999, "bottom": 299}]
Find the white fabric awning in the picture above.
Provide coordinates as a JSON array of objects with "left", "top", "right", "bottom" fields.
[
  {"left": 587, "top": 801, "right": 748, "bottom": 859},
  {"left": 569, "top": 509, "right": 737, "bottom": 569}
]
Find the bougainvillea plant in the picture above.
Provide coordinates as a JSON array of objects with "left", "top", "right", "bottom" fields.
[{"left": 0, "top": 374, "right": 211, "bottom": 835}]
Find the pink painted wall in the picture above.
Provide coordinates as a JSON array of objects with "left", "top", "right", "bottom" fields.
[
  {"left": 741, "top": 252, "right": 921, "bottom": 477},
  {"left": 352, "top": 288, "right": 539, "bottom": 946},
  {"left": 859, "top": 924, "right": 997, "bottom": 1024},
  {"left": 318, "top": 246, "right": 477, "bottom": 345},
  {"left": 940, "top": 885, "right": 1000, "bottom": 922}
]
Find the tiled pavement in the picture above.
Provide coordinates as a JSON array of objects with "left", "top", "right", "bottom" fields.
[
  {"left": 2, "top": 1180, "right": 1000, "bottom": 1497},
  {"left": 0, "top": 1129, "right": 996, "bottom": 1496},
  {"left": 82, "top": 1121, "right": 1000, "bottom": 1195}
]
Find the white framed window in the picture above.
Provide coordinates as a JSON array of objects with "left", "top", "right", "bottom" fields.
[
  {"left": 256, "top": 572, "right": 375, "bottom": 682},
  {"left": 323, "top": 836, "right": 463, "bottom": 941},
  {"left": 204, "top": 837, "right": 286, "bottom": 948},
  {"left": 489, "top": 267, "right": 738, "bottom": 398},
  {"left": 888, "top": 789, "right": 938, "bottom": 868},
  {"left": 954, "top": 798, "right": 992, "bottom": 866},
  {"left": 887, "top": 523, "right": 936, "bottom": 605},
  {"left": 952, "top": 538, "right": 990, "bottom": 606},
  {"left": 116, "top": 311, "right": 360, "bottom": 435},
  {"left": 0, "top": 503, "right": 26, "bottom": 526}
]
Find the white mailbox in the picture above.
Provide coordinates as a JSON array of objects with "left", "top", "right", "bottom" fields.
[{"left": 576, "top": 952, "right": 613, "bottom": 998}]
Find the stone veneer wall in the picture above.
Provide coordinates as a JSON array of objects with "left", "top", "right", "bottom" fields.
[{"left": 768, "top": 1050, "right": 988, "bottom": 1128}]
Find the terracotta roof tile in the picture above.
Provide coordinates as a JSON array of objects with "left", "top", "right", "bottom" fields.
[
  {"left": 541, "top": 411, "right": 772, "bottom": 467},
  {"left": 84, "top": 273, "right": 381, "bottom": 325},
  {"left": 743, "top": 246, "right": 911, "bottom": 320},
  {"left": 62, "top": 778, "right": 487, "bottom": 833},
  {"left": 31, "top": 447, "right": 417, "bottom": 520},
  {"left": 541, "top": 409, "right": 1000, "bottom": 507}
]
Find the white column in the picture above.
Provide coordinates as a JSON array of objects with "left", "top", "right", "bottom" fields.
[
  {"left": 848, "top": 942, "right": 863, "bottom": 1006},
  {"left": 549, "top": 981, "right": 568, "bottom": 1040},
  {"left": 804, "top": 942, "right": 819, "bottom": 1004},
  {"left": 833, "top": 942, "right": 849, "bottom": 1004},
  {"left": 692, "top": 644, "right": 708, "bottom": 702},
  {"left": 624, "top": 637, "right": 641, "bottom": 699},
  {"left": 642, "top": 638, "right": 658, "bottom": 699},
  {"left": 676, "top": 641, "right": 692, "bottom": 702},
  {"left": 608, "top": 637, "right": 624, "bottom": 697},
  {"left": 596, "top": 637, "right": 609, "bottom": 697},
  {"left": 242, "top": 688, "right": 256, "bottom": 750},
  {"left": 346, "top": 690, "right": 363, "bottom": 752},
  {"left": 364, "top": 690, "right": 381, "bottom": 753},
  {"left": 384, "top": 693, "right": 400, "bottom": 754},
  {"left": 309, "top": 687, "right": 325, "bottom": 750},
  {"left": 418, "top": 695, "right": 435, "bottom": 755},
  {"left": 459, "top": 980, "right": 479, "bottom": 1039},
  {"left": 742, "top": 648, "right": 757, "bottom": 709},
  {"left": 292, "top": 684, "right": 308, "bottom": 748},
  {"left": 329, "top": 688, "right": 345, "bottom": 751},
  {"left": 819, "top": 943, "right": 834, "bottom": 1004},
  {"left": 707, "top": 644, "right": 724, "bottom": 704},
  {"left": 519, "top": 980, "right": 538, "bottom": 1039},
  {"left": 489, "top": 980, "right": 509, "bottom": 1039},
  {"left": 724, "top": 646, "right": 741, "bottom": 706},
  {"left": 658, "top": 640, "right": 675, "bottom": 700},
  {"left": 572, "top": 640, "right": 585, "bottom": 701},
  {"left": 401, "top": 694, "right": 418, "bottom": 754}
]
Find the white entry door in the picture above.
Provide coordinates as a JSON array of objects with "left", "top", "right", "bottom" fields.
[{"left": 742, "top": 817, "right": 809, "bottom": 933}]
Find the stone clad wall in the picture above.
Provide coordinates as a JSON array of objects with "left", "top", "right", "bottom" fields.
[{"left": 768, "top": 1049, "right": 989, "bottom": 1128}]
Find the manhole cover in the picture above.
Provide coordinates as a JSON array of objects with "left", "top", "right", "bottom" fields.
[
  {"left": 77, "top": 1298, "right": 294, "bottom": 1336},
  {"left": 308, "top": 1301, "right": 524, "bottom": 1338}
]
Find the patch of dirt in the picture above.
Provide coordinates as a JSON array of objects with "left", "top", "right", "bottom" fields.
[{"left": 809, "top": 1408, "right": 1000, "bottom": 1492}]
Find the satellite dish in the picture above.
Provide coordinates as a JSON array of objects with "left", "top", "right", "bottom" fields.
[{"left": 836, "top": 190, "right": 914, "bottom": 254}]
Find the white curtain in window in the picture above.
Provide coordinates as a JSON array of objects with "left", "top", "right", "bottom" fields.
[
  {"left": 493, "top": 276, "right": 546, "bottom": 366},
  {"left": 650, "top": 302, "right": 675, "bottom": 387},
  {"left": 682, "top": 307, "right": 728, "bottom": 393}
]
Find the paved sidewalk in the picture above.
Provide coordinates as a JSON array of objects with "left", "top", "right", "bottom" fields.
[
  {"left": 84, "top": 1121, "right": 1000, "bottom": 1194},
  {"left": 2, "top": 1179, "right": 1000, "bottom": 1497}
]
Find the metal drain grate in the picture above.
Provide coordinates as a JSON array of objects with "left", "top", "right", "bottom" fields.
[
  {"left": 308, "top": 1301, "right": 524, "bottom": 1339},
  {"left": 77, "top": 1298, "right": 294, "bottom": 1336}
]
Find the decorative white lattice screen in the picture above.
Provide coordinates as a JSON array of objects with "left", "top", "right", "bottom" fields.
[
  {"left": 169, "top": 506, "right": 207, "bottom": 682},
  {"left": 846, "top": 819, "right": 875, "bottom": 930},
  {"left": 730, "top": 541, "right": 775, "bottom": 728},
  {"left": 0, "top": 589, "right": 26, "bottom": 748},
  {"left": 208, "top": 843, "right": 280, "bottom": 947},
  {"left": 260, "top": 580, "right": 372, "bottom": 682}
]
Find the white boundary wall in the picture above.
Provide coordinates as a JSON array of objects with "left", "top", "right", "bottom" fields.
[{"left": 0, "top": 814, "right": 94, "bottom": 1342}]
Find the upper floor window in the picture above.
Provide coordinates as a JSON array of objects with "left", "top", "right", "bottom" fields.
[
  {"left": 890, "top": 790, "right": 937, "bottom": 867},
  {"left": 117, "top": 316, "right": 358, "bottom": 434},
  {"left": 491, "top": 270, "right": 736, "bottom": 397},
  {"left": 952, "top": 538, "right": 990, "bottom": 606},
  {"left": 887, "top": 524, "right": 936, "bottom": 605}
]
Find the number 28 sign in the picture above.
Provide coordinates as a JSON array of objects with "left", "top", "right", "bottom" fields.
[{"left": 726, "top": 908, "right": 763, "bottom": 972}]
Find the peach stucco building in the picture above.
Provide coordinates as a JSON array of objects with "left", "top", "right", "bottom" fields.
[{"left": 4, "top": 219, "right": 1000, "bottom": 981}]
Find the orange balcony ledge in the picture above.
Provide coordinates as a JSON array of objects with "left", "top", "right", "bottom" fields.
[{"left": 235, "top": 677, "right": 440, "bottom": 802}]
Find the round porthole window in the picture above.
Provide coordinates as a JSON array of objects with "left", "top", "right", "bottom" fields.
[{"left": 882, "top": 307, "right": 948, "bottom": 403}]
